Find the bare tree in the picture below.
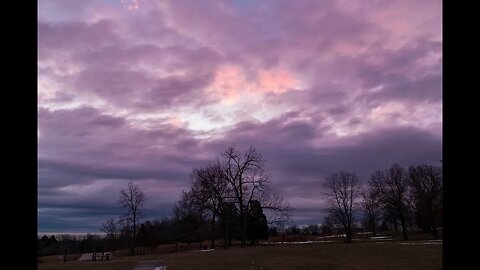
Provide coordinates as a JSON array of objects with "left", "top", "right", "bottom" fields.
[
  {"left": 190, "top": 161, "right": 228, "bottom": 249},
  {"left": 360, "top": 187, "right": 383, "bottom": 237},
  {"left": 324, "top": 171, "right": 361, "bottom": 243},
  {"left": 259, "top": 191, "right": 290, "bottom": 226},
  {"left": 101, "top": 217, "right": 119, "bottom": 250},
  {"left": 222, "top": 146, "right": 289, "bottom": 247},
  {"left": 119, "top": 182, "right": 145, "bottom": 255},
  {"left": 369, "top": 164, "right": 410, "bottom": 240},
  {"left": 408, "top": 164, "right": 443, "bottom": 239}
]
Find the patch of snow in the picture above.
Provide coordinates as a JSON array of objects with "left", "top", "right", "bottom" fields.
[
  {"left": 370, "top": 236, "right": 392, "bottom": 239},
  {"left": 193, "top": 249, "right": 215, "bottom": 252},
  {"left": 400, "top": 240, "right": 443, "bottom": 245},
  {"left": 260, "top": 240, "right": 334, "bottom": 245}
]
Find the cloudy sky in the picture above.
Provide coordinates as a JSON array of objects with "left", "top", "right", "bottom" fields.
[{"left": 38, "top": 0, "right": 442, "bottom": 233}]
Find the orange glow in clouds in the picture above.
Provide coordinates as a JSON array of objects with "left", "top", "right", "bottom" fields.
[
  {"left": 209, "top": 65, "right": 297, "bottom": 103},
  {"left": 258, "top": 70, "right": 295, "bottom": 94}
]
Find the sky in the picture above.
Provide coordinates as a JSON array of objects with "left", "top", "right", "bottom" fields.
[{"left": 38, "top": 0, "right": 442, "bottom": 233}]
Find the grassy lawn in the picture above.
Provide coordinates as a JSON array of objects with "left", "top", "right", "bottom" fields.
[{"left": 38, "top": 241, "right": 442, "bottom": 270}]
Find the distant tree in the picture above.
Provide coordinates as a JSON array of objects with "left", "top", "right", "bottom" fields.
[
  {"left": 268, "top": 227, "right": 279, "bottom": 237},
  {"left": 369, "top": 164, "right": 411, "bottom": 240},
  {"left": 119, "top": 182, "right": 146, "bottom": 255},
  {"left": 58, "top": 234, "right": 82, "bottom": 254},
  {"left": 360, "top": 187, "right": 383, "bottom": 236},
  {"left": 311, "top": 224, "right": 321, "bottom": 235},
  {"left": 408, "top": 164, "right": 443, "bottom": 239},
  {"left": 320, "top": 216, "right": 334, "bottom": 237},
  {"left": 324, "top": 171, "right": 361, "bottom": 243},
  {"left": 286, "top": 225, "right": 301, "bottom": 235},
  {"left": 143, "top": 221, "right": 159, "bottom": 251},
  {"left": 80, "top": 234, "right": 102, "bottom": 253},
  {"left": 137, "top": 223, "right": 148, "bottom": 251},
  {"left": 48, "top": 235, "right": 58, "bottom": 245},
  {"left": 101, "top": 217, "right": 119, "bottom": 250},
  {"left": 39, "top": 235, "right": 49, "bottom": 248}
]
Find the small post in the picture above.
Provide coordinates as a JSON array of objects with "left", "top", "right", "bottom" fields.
[
  {"left": 101, "top": 252, "right": 104, "bottom": 261},
  {"left": 64, "top": 249, "right": 67, "bottom": 263}
]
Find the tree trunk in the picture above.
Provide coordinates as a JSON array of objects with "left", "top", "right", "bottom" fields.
[
  {"left": 431, "top": 215, "right": 438, "bottom": 239},
  {"left": 211, "top": 213, "right": 216, "bottom": 249},
  {"left": 240, "top": 216, "right": 247, "bottom": 248},
  {"left": 224, "top": 215, "right": 229, "bottom": 249},
  {"left": 399, "top": 215, "right": 408, "bottom": 240},
  {"left": 131, "top": 215, "right": 136, "bottom": 256},
  {"left": 371, "top": 221, "right": 377, "bottom": 237},
  {"left": 344, "top": 225, "right": 352, "bottom": 243}
]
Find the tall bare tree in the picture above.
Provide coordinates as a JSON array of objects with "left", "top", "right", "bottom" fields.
[
  {"left": 408, "top": 164, "right": 443, "bottom": 239},
  {"left": 119, "top": 182, "right": 145, "bottom": 255},
  {"left": 222, "top": 146, "right": 288, "bottom": 247},
  {"left": 324, "top": 171, "right": 361, "bottom": 243},
  {"left": 369, "top": 164, "right": 410, "bottom": 240}
]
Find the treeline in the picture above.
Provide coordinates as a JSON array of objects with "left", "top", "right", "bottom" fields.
[
  {"left": 322, "top": 163, "right": 443, "bottom": 243},
  {"left": 99, "top": 146, "right": 289, "bottom": 255},
  {"left": 39, "top": 147, "right": 442, "bottom": 256},
  {"left": 37, "top": 234, "right": 108, "bottom": 256}
]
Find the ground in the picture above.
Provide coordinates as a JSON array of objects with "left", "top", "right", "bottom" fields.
[{"left": 37, "top": 239, "right": 442, "bottom": 270}]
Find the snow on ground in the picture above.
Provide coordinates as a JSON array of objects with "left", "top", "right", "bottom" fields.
[
  {"left": 260, "top": 240, "right": 334, "bottom": 245},
  {"left": 193, "top": 249, "right": 216, "bottom": 252},
  {"left": 399, "top": 240, "right": 443, "bottom": 245},
  {"left": 370, "top": 236, "right": 392, "bottom": 239},
  {"left": 374, "top": 240, "right": 442, "bottom": 245}
]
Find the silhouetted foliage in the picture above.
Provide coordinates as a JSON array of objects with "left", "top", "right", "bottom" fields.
[
  {"left": 305, "top": 224, "right": 320, "bottom": 236},
  {"left": 246, "top": 200, "right": 269, "bottom": 245},
  {"left": 320, "top": 219, "right": 333, "bottom": 237},
  {"left": 286, "top": 225, "right": 301, "bottom": 235},
  {"left": 37, "top": 235, "right": 62, "bottom": 256},
  {"left": 174, "top": 192, "right": 209, "bottom": 247},
  {"left": 268, "top": 227, "right": 279, "bottom": 237}
]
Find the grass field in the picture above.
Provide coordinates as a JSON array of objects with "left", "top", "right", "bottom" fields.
[{"left": 38, "top": 240, "right": 442, "bottom": 270}]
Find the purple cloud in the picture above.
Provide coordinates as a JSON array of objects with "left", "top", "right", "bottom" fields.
[{"left": 38, "top": 0, "right": 441, "bottom": 232}]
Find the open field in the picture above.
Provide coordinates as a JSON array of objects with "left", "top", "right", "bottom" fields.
[{"left": 38, "top": 240, "right": 442, "bottom": 270}]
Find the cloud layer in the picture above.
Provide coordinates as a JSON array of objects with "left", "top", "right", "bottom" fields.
[{"left": 38, "top": 0, "right": 442, "bottom": 232}]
